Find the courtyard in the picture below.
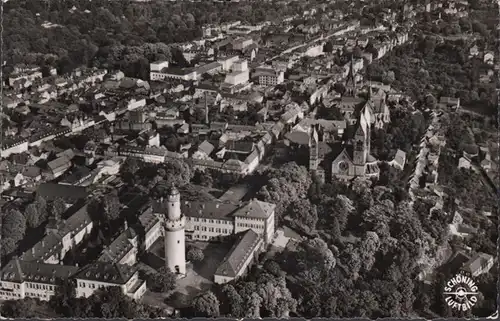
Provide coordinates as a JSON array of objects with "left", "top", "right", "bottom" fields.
[{"left": 141, "top": 238, "right": 233, "bottom": 309}]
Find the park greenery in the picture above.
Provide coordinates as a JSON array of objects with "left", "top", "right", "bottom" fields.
[
  {"left": 366, "top": 11, "right": 498, "bottom": 116},
  {"left": 1, "top": 0, "right": 498, "bottom": 318},
  {"left": 3, "top": 0, "right": 311, "bottom": 78}
]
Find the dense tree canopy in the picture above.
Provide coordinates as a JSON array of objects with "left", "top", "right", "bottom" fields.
[{"left": 4, "top": 0, "right": 306, "bottom": 77}]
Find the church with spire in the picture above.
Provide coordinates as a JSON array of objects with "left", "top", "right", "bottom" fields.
[{"left": 307, "top": 55, "right": 381, "bottom": 181}]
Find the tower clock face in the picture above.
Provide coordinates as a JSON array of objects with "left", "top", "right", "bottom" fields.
[{"left": 338, "top": 161, "right": 348, "bottom": 173}]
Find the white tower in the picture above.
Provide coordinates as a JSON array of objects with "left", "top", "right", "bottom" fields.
[{"left": 161, "top": 184, "right": 186, "bottom": 276}]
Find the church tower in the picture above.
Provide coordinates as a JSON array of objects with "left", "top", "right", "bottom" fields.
[
  {"left": 309, "top": 125, "right": 319, "bottom": 171},
  {"left": 344, "top": 55, "right": 357, "bottom": 97},
  {"left": 353, "top": 114, "right": 369, "bottom": 166},
  {"left": 162, "top": 184, "right": 186, "bottom": 276}
]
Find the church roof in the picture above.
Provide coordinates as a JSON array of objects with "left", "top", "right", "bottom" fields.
[
  {"left": 331, "top": 144, "right": 354, "bottom": 163},
  {"left": 284, "top": 131, "right": 310, "bottom": 145}
]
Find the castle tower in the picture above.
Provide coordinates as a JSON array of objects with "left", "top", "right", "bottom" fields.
[
  {"left": 162, "top": 184, "right": 186, "bottom": 276},
  {"left": 344, "top": 55, "right": 357, "bottom": 97},
  {"left": 309, "top": 125, "right": 319, "bottom": 171}
]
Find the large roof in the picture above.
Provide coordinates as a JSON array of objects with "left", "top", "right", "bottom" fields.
[
  {"left": 180, "top": 200, "right": 239, "bottom": 220},
  {"left": 37, "top": 183, "right": 88, "bottom": 201},
  {"left": 73, "top": 262, "right": 137, "bottom": 284},
  {"left": 98, "top": 228, "right": 137, "bottom": 264},
  {"left": 21, "top": 203, "right": 92, "bottom": 262},
  {"left": 215, "top": 229, "right": 262, "bottom": 278},
  {"left": 1, "top": 257, "right": 78, "bottom": 284},
  {"left": 232, "top": 199, "right": 276, "bottom": 220}
]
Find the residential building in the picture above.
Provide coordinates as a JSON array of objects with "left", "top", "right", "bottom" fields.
[
  {"left": 255, "top": 67, "right": 284, "bottom": 86},
  {"left": 461, "top": 253, "right": 495, "bottom": 277}
]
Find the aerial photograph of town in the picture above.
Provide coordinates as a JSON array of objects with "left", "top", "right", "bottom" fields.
[{"left": 0, "top": 0, "right": 497, "bottom": 319}]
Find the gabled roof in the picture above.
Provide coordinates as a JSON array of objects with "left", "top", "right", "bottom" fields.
[
  {"left": 73, "top": 262, "right": 137, "bottom": 284},
  {"left": 233, "top": 199, "right": 276, "bottom": 220},
  {"left": 197, "top": 140, "right": 215, "bottom": 155},
  {"left": 462, "top": 252, "right": 494, "bottom": 274},
  {"left": 284, "top": 131, "right": 310, "bottom": 145},
  {"left": 47, "top": 155, "right": 72, "bottom": 172},
  {"left": 215, "top": 229, "right": 262, "bottom": 278},
  {"left": 37, "top": 183, "right": 88, "bottom": 201},
  {"left": 1, "top": 257, "right": 78, "bottom": 284},
  {"left": 98, "top": 229, "right": 137, "bottom": 264},
  {"left": 180, "top": 200, "right": 239, "bottom": 220}
]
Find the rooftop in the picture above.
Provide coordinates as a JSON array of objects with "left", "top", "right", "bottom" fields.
[
  {"left": 215, "top": 229, "right": 262, "bottom": 278},
  {"left": 73, "top": 262, "right": 138, "bottom": 284},
  {"left": 1, "top": 258, "right": 79, "bottom": 284}
]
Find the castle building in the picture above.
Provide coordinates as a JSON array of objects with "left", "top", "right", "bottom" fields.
[
  {"left": 153, "top": 185, "right": 187, "bottom": 276},
  {"left": 0, "top": 187, "right": 277, "bottom": 301}
]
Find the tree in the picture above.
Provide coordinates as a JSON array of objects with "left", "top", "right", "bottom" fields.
[
  {"left": 257, "top": 162, "right": 312, "bottom": 223},
  {"left": 49, "top": 278, "right": 76, "bottom": 316},
  {"left": 148, "top": 267, "right": 176, "bottom": 293},
  {"left": 323, "top": 41, "right": 334, "bottom": 53},
  {"left": 286, "top": 199, "right": 318, "bottom": 233},
  {"left": 220, "top": 284, "right": 244, "bottom": 317},
  {"left": 186, "top": 246, "right": 204, "bottom": 262},
  {"left": 91, "top": 287, "right": 139, "bottom": 318},
  {"left": 191, "top": 291, "right": 220, "bottom": 317},
  {"left": 25, "top": 203, "right": 42, "bottom": 228},
  {"left": 51, "top": 198, "right": 67, "bottom": 220},
  {"left": 1, "top": 238, "right": 17, "bottom": 256},
  {"left": 359, "top": 231, "right": 380, "bottom": 272},
  {"left": 352, "top": 46, "right": 363, "bottom": 59},
  {"left": 1, "top": 299, "right": 35, "bottom": 318},
  {"left": 122, "top": 157, "right": 140, "bottom": 173},
  {"left": 102, "top": 191, "right": 121, "bottom": 222},
  {"left": 2, "top": 209, "right": 27, "bottom": 243}
]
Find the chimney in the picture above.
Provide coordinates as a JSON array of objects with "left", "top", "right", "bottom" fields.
[
  {"left": 32, "top": 248, "right": 35, "bottom": 254},
  {"left": 216, "top": 203, "right": 220, "bottom": 208},
  {"left": 124, "top": 220, "right": 128, "bottom": 231},
  {"left": 42, "top": 241, "right": 45, "bottom": 247},
  {"left": 205, "top": 91, "right": 209, "bottom": 125}
]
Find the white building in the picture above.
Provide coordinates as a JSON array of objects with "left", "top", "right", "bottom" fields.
[
  {"left": 462, "top": 252, "right": 495, "bottom": 277},
  {"left": 0, "top": 259, "right": 79, "bottom": 301},
  {"left": 149, "top": 60, "right": 198, "bottom": 81},
  {"left": 255, "top": 67, "right": 284, "bottom": 86},
  {"left": 224, "top": 59, "right": 250, "bottom": 86},
  {"left": 182, "top": 199, "right": 275, "bottom": 244},
  {"left": 232, "top": 38, "right": 253, "bottom": 50},
  {"left": 214, "top": 229, "right": 264, "bottom": 284},
  {"left": 150, "top": 60, "right": 170, "bottom": 80},
  {"left": 21, "top": 203, "right": 94, "bottom": 264},
  {"left": 74, "top": 262, "right": 146, "bottom": 300},
  {"left": 217, "top": 56, "right": 240, "bottom": 72}
]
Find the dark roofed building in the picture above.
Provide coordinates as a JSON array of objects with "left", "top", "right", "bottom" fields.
[
  {"left": 37, "top": 183, "right": 88, "bottom": 201},
  {"left": 73, "top": 262, "right": 146, "bottom": 300},
  {"left": 0, "top": 257, "right": 79, "bottom": 301},
  {"left": 214, "top": 229, "right": 263, "bottom": 284}
]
